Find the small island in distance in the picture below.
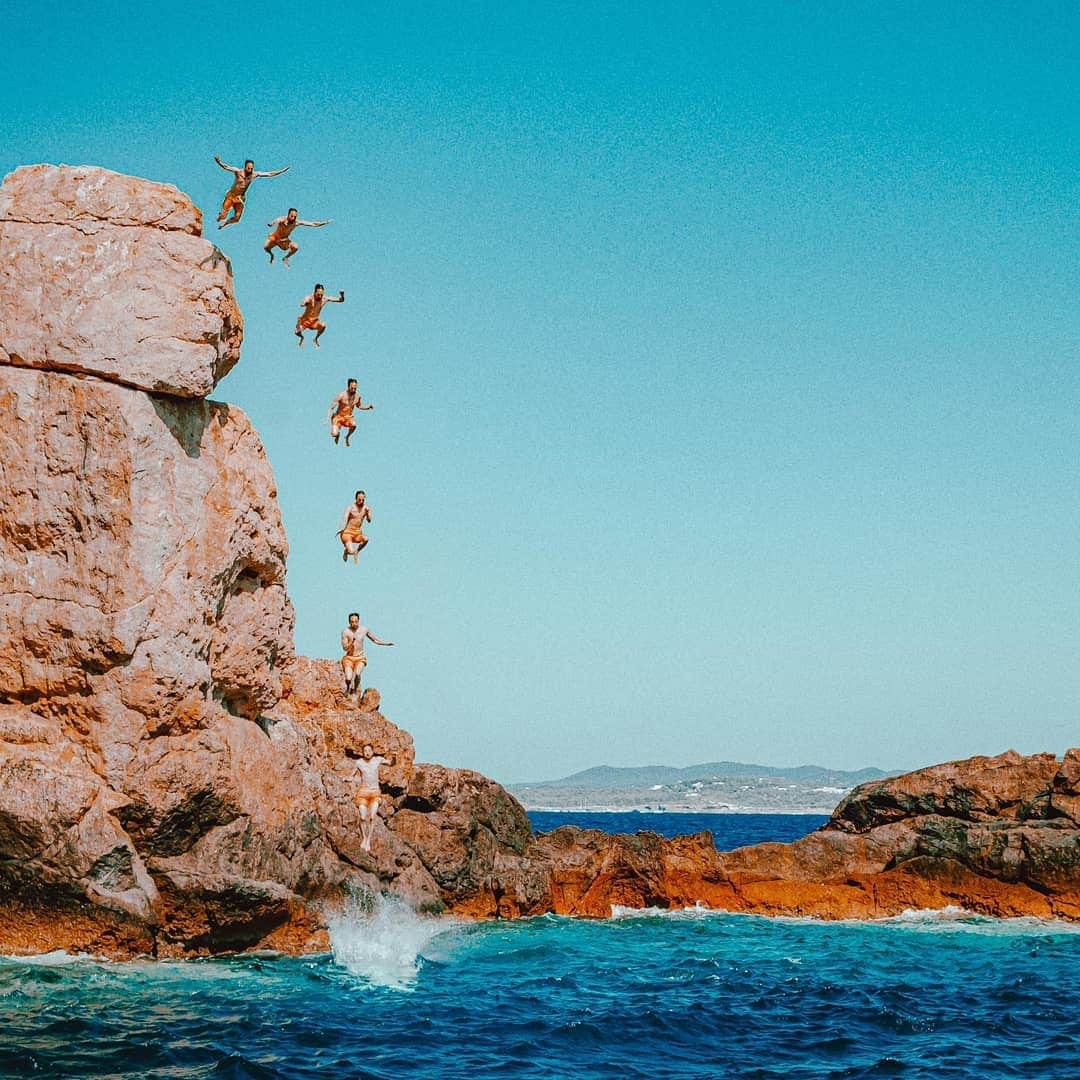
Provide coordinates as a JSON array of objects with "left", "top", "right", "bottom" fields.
[{"left": 509, "top": 761, "right": 895, "bottom": 814}]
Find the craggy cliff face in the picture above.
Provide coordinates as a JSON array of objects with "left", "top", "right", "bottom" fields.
[
  {"left": 0, "top": 166, "right": 1077, "bottom": 958},
  {"left": 0, "top": 167, "right": 433, "bottom": 956}
]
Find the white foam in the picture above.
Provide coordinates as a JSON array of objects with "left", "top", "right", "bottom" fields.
[
  {"left": 605, "top": 903, "right": 1080, "bottom": 936},
  {"left": 610, "top": 901, "right": 718, "bottom": 920},
  {"left": 878, "top": 908, "right": 1080, "bottom": 936},
  {"left": 327, "top": 895, "right": 458, "bottom": 990},
  {"left": 0, "top": 949, "right": 93, "bottom": 966}
]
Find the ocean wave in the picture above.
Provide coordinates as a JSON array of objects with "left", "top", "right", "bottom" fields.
[
  {"left": 609, "top": 902, "right": 718, "bottom": 921},
  {"left": 0, "top": 949, "right": 98, "bottom": 967},
  {"left": 604, "top": 903, "right": 1080, "bottom": 937}
]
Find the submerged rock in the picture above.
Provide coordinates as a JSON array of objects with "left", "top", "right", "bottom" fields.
[{"left": 0, "top": 165, "right": 1076, "bottom": 957}]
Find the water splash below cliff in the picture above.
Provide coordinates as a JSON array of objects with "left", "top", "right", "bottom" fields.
[{"left": 327, "top": 895, "right": 457, "bottom": 990}]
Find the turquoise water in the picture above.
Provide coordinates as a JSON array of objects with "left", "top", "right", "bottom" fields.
[
  {"left": 3, "top": 814, "right": 1078, "bottom": 1079},
  {"left": 528, "top": 810, "right": 830, "bottom": 847}
]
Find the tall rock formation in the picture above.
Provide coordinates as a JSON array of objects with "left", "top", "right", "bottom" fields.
[
  {"left": 0, "top": 166, "right": 1077, "bottom": 958},
  {"left": 0, "top": 166, "right": 455, "bottom": 957}
]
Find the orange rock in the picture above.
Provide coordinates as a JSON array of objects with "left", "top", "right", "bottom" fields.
[{"left": 0, "top": 165, "right": 241, "bottom": 397}]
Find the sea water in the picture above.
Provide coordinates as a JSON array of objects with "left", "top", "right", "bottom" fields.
[{"left": 2, "top": 814, "right": 1077, "bottom": 1079}]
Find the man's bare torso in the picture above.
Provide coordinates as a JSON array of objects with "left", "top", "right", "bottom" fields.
[
  {"left": 342, "top": 626, "right": 367, "bottom": 656},
  {"left": 269, "top": 216, "right": 300, "bottom": 239},
  {"left": 354, "top": 756, "right": 387, "bottom": 791},
  {"left": 343, "top": 502, "right": 371, "bottom": 529},
  {"left": 228, "top": 172, "right": 255, "bottom": 198},
  {"left": 333, "top": 390, "right": 361, "bottom": 413}
]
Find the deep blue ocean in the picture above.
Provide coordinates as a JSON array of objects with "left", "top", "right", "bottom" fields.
[{"left": 3, "top": 813, "right": 1078, "bottom": 1079}]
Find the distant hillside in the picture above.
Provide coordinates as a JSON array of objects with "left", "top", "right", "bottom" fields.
[{"left": 521, "top": 761, "right": 891, "bottom": 790}]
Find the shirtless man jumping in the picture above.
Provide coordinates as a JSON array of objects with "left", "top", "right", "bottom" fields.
[
  {"left": 347, "top": 743, "right": 396, "bottom": 852},
  {"left": 338, "top": 490, "right": 372, "bottom": 562},
  {"left": 327, "top": 379, "right": 373, "bottom": 446},
  {"left": 340, "top": 612, "right": 394, "bottom": 696},
  {"left": 213, "top": 156, "right": 289, "bottom": 228},
  {"left": 295, "top": 284, "right": 345, "bottom": 348},
  {"left": 264, "top": 208, "right": 331, "bottom": 266}
]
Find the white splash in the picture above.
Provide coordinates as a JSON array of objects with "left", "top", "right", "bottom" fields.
[
  {"left": 610, "top": 902, "right": 718, "bottom": 920},
  {"left": 880, "top": 907, "right": 1080, "bottom": 936},
  {"left": 327, "top": 895, "right": 458, "bottom": 990},
  {"left": 0, "top": 949, "right": 92, "bottom": 966}
]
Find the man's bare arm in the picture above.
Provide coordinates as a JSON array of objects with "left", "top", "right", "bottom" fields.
[
  {"left": 298, "top": 219, "right": 331, "bottom": 228},
  {"left": 366, "top": 631, "right": 395, "bottom": 647},
  {"left": 359, "top": 402, "right": 374, "bottom": 411},
  {"left": 254, "top": 166, "right": 290, "bottom": 178},
  {"left": 214, "top": 156, "right": 241, "bottom": 175},
  {"left": 325, "top": 290, "right": 346, "bottom": 303}
]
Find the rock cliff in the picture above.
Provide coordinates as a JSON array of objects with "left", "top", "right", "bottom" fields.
[{"left": 1, "top": 166, "right": 1077, "bottom": 958}]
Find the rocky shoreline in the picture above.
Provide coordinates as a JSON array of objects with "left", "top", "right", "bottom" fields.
[{"left": 1, "top": 165, "right": 1077, "bottom": 958}]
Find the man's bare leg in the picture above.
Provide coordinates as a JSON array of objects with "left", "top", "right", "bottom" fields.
[
  {"left": 313, "top": 324, "right": 325, "bottom": 348},
  {"left": 344, "top": 428, "right": 352, "bottom": 447},
  {"left": 359, "top": 805, "right": 378, "bottom": 851},
  {"left": 296, "top": 327, "right": 305, "bottom": 348},
  {"left": 265, "top": 242, "right": 275, "bottom": 264},
  {"left": 282, "top": 242, "right": 298, "bottom": 267}
]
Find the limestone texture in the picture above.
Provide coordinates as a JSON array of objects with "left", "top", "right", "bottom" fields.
[
  {"left": 1, "top": 166, "right": 1077, "bottom": 958},
  {"left": 0, "top": 165, "right": 241, "bottom": 397}
]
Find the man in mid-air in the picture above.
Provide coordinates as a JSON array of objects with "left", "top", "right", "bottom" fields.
[
  {"left": 327, "top": 378, "right": 373, "bottom": 447},
  {"left": 264, "top": 208, "right": 331, "bottom": 266},
  {"left": 347, "top": 742, "right": 397, "bottom": 852},
  {"left": 338, "top": 490, "right": 372, "bottom": 563},
  {"left": 213, "top": 156, "right": 289, "bottom": 228},
  {"left": 296, "top": 283, "right": 345, "bottom": 348},
  {"left": 340, "top": 611, "right": 394, "bottom": 697}
]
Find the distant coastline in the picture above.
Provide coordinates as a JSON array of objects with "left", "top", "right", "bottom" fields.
[{"left": 508, "top": 758, "right": 893, "bottom": 818}]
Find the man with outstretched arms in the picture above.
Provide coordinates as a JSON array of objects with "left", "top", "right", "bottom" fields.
[
  {"left": 327, "top": 378, "right": 373, "bottom": 446},
  {"left": 264, "top": 208, "right": 331, "bottom": 265},
  {"left": 347, "top": 743, "right": 397, "bottom": 852},
  {"left": 295, "top": 283, "right": 345, "bottom": 347},
  {"left": 340, "top": 612, "right": 394, "bottom": 696},
  {"left": 338, "top": 490, "right": 372, "bottom": 562},
  {"left": 213, "top": 156, "right": 289, "bottom": 228}
]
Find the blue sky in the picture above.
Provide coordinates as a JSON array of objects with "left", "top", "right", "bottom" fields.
[{"left": 3, "top": 1, "right": 1078, "bottom": 781}]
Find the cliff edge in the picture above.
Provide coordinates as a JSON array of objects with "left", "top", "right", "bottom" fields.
[{"left": 1, "top": 166, "right": 1076, "bottom": 958}]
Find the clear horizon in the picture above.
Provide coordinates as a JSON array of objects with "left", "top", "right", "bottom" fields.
[{"left": 3, "top": 1, "right": 1078, "bottom": 783}]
